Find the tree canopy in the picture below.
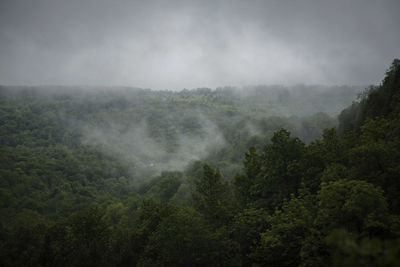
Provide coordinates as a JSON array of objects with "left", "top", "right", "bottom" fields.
[{"left": 1, "top": 60, "right": 400, "bottom": 266}]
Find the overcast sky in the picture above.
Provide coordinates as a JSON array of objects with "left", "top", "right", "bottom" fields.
[{"left": 0, "top": 0, "right": 399, "bottom": 90}]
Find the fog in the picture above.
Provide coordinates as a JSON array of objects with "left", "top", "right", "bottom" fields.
[
  {"left": 81, "top": 113, "right": 226, "bottom": 178},
  {"left": 1, "top": 0, "right": 399, "bottom": 90},
  {"left": 0, "top": 84, "right": 359, "bottom": 179}
]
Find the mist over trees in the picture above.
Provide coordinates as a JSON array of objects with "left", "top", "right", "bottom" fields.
[{"left": 1, "top": 61, "right": 400, "bottom": 266}]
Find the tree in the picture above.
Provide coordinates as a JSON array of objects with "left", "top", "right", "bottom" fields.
[
  {"left": 57, "top": 208, "right": 112, "bottom": 267},
  {"left": 138, "top": 206, "right": 238, "bottom": 267},
  {"left": 326, "top": 229, "right": 400, "bottom": 267},
  {"left": 231, "top": 207, "right": 269, "bottom": 266},
  {"left": 233, "top": 146, "right": 262, "bottom": 209},
  {"left": 317, "top": 179, "right": 390, "bottom": 237},
  {"left": 251, "top": 189, "right": 315, "bottom": 267},
  {"left": 257, "top": 129, "right": 305, "bottom": 211},
  {"left": 192, "top": 164, "right": 231, "bottom": 226}
]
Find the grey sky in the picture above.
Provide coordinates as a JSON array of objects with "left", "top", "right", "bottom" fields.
[{"left": 0, "top": 0, "right": 399, "bottom": 90}]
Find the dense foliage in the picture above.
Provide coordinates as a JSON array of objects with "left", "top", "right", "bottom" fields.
[{"left": 1, "top": 62, "right": 399, "bottom": 266}]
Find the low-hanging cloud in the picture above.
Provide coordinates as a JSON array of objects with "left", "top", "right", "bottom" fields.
[
  {"left": 0, "top": 0, "right": 399, "bottom": 89},
  {"left": 81, "top": 115, "right": 226, "bottom": 178}
]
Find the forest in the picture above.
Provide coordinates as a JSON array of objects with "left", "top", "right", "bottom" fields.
[{"left": 0, "top": 60, "right": 399, "bottom": 266}]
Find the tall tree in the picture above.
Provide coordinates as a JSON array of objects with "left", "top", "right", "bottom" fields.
[{"left": 192, "top": 164, "right": 231, "bottom": 227}]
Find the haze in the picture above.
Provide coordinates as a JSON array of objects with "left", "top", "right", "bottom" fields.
[{"left": 0, "top": 0, "right": 399, "bottom": 90}]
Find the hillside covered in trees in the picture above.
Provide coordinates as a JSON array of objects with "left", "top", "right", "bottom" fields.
[{"left": 1, "top": 60, "right": 400, "bottom": 266}]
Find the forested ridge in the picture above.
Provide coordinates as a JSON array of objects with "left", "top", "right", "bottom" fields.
[{"left": 1, "top": 60, "right": 400, "bottom": 266}]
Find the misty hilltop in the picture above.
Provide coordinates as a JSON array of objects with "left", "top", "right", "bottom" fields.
[
  {"left": 1, "top": 60, "right": 400, "bottom": 266},
  {"left": 1, "top": 0, "right": 400, "bottom": 265},
  {"left": 0, "top": 84, "right": 360, "bottom": 178}
]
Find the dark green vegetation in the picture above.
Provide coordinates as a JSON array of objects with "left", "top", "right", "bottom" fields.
[{"left": 1, "top": 61, "right": 399, "bottom": 266}]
